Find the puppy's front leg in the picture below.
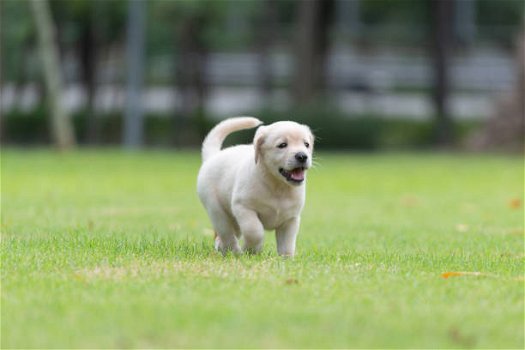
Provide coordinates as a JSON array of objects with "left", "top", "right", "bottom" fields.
[
  {"left": 232, "top": 205, "right": 265, "bottom": 254},
  {"left": 276, "top": 217, "right": 300, "bottom": 257}
]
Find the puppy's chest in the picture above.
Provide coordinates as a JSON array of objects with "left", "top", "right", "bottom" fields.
[{"left": 256, "top": 198, "right": 302, "bottom": 230}]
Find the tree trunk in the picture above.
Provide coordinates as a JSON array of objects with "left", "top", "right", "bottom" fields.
[
  {"left": 31, "top": 0, "right": 76, "bottom": 149},
  {"left": 174, "top": 13, "right": 208, "bottom": 146},
  {"left": 80, "top": 2, "right": 102, "bottom": 144},
  {"left": 292, "top": 0, "right": 334, "bottom": 106},
  {"left": 255, "top": 0, "right": 277, "bottom": 106},
  {"left": 430, "top": 0, "right": 454, "bottom": 146},
  {"left": 123, "top": 0, "right": 146, "bottom": 149}
]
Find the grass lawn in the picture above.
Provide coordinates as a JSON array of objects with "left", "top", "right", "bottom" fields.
[{"left": 1, "top": 149, "right": 523, "bottom": 348}]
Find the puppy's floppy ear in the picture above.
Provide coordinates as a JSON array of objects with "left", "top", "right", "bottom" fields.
[
  {"left": 305, "top": 125, "right": 315, "bottom": 149},
  {"left": 254, "top": 126, "right": 266, "bottom": 164}
]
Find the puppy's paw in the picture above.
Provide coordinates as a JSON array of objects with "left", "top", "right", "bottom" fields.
[{"left": 214, "top": 231, "right": 221, "bottom": 251}]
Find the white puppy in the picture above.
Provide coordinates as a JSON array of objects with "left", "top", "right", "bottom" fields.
[{"left": 197, "top": 117, "right": 314, "bottom": 256}]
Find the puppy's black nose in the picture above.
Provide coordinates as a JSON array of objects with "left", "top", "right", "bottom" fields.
[{"left": 295, "top": 152, "right": 308, "bottom": 163}]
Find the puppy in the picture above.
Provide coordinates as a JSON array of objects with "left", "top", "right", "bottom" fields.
[{"left": 197, "top": 117, "right": 314, "bottom": 256}]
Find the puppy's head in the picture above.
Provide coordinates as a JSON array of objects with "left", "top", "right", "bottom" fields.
[{"left": 254, "top": 121, "right": 314, "bottom": 186}]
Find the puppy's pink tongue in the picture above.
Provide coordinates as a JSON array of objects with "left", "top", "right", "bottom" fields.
[{"left": 290, "top": 168, "right": 305, "bottom": 181}]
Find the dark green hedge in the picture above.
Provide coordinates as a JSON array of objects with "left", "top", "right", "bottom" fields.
[{"left": 1, "top": 107, "right": 479, "bottom": 150}]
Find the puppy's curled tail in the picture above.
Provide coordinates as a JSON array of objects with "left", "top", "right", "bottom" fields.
[{"left": 201, "top": 116, "right": 262, "bottom": 162}]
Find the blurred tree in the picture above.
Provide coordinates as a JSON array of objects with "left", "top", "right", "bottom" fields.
[
  {"left": 429, "top": 0, "right": 454, "bottom": 146},
  {"left": 148, "top": 1, "right": 230, "bottom": 145},
  {"left": 124, "top": 0, "right": 146, "bottom": 148},
  {"left": 359, "top": 0, "right": 427, "bottom": 44},
  {"left": 255, "top": 0, "right": 277, "bottom": 105},
  {"left": 30, "top": 0, "right": 75, "bottom": 149},
  {"left": 79, "top": 3, "right": 101, "bottom": 143},
  {"left": 468, "top": 30, "right": 524, "bottom": 152},
  {"left": 0, "top": 1, "right": 39, "bottom": 112},
  {"left": 50, "top": 0, "right": 126, "bottom": 143},
  {"left": 58, "top": 0, "right": 103, "bottom": 144},
  {"left": 292, "top": 0, "right": 335, "bottom": 105},
  {"left": 175, "top": 9, "right": 209, "bottom": 146},
  {"left": 476, "top": 0, "right": 525, "bottom": 46}
]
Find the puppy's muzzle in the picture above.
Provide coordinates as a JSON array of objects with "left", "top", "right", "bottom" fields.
[{"left": 279, "top": 152, "right": 310, "bottom": 185}]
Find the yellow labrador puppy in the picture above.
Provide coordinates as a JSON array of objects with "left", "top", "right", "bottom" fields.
[{"left": 197, "top": 117, "right": 314, "bottom": 256}]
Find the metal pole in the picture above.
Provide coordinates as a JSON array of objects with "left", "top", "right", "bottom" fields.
[{"left": 124, "top": 0, "right": 146, "bottom": 148}]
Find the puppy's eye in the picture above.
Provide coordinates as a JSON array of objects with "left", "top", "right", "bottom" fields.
[
  {"left": 305, "top": 142, "right": 310, "bottom": 148},
  {"left": 277, "top": 142, "right": 287, "bottom": 149}
]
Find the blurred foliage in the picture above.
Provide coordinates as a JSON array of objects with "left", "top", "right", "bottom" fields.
[
  {"left": 1, "top": 0, "right": 35, "bottom": 81},
  {"left": 49, "top": 0, "right": 126, "bottom": 43},
  {"left": 221, "top": 107, "right": 480, "bottom": 150},
  {"left": 477, "top": 0, "right": 524, "bottom": 26},
  {"left": 361, "top": 0, "right": 427, "bottom": 25},
  {"left": 3, "top": 106, "right": 50, "bottom": 144},
  {"left": 477, "top": 0, "right": 525, "bottom": 45},
  {"left": 0, "top": 0, "right": 520, "bottom": 150},
  {"left": 1, "top": 0, "right": 524, "bottom": 82},
  {"left": 357, "top": 0, "right": 524, "bottom": 45},
  {"left": 358, "top": 0, "right": 428, "bottom": 43}
]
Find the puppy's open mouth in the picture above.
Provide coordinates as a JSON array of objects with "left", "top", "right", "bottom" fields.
[{"left": 279, "top": 167, "right": 306, "bottom": 184}]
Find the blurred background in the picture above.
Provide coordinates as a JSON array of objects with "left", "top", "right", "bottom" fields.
[{"left": 1, "top": 0, "right": 523, "bottom": 152}]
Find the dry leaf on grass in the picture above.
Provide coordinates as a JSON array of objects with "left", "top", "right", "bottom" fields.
[
  {"left": 285, "top": 278, "right": 299, "bottom": 285},
  {"left": 441, "top": 271, "right": 484, "bottom": 279},
  {"left": 509, "top": 198, "right": 522, "bottom": 209},
  {"left": 400, "top": 195, "right": 420, "bottom": 207}
]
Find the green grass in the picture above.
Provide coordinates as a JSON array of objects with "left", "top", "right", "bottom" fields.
[{"left": 1, "top": 149, "right": 523, "bottom": 349}]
